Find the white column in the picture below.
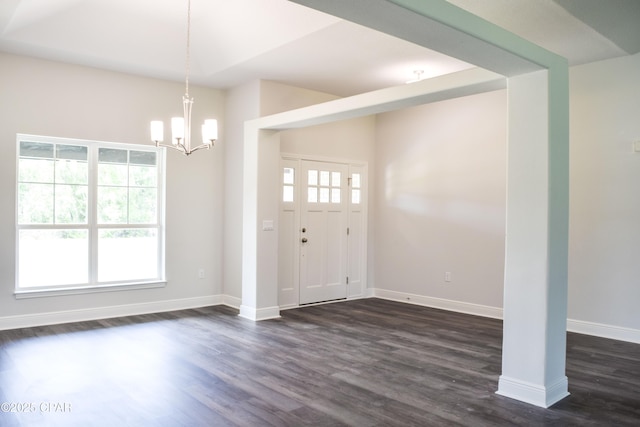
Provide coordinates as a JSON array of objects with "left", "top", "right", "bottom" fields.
[
  {"left": 498, "top": 68, "right": 570, "bottom": 407},
  {"left": 240, "top": 126, "right": 281, "bottom": 320}
]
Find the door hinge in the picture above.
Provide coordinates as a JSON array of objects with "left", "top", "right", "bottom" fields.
[
  {"left": 347, "top": 227, "right": 350, "bottom": 235},
  {"left": 346, "top": 276, "right": 349, "bottom": 284},
  {"left": 348, "top": 177, "right": 352, "bottom": 187}
]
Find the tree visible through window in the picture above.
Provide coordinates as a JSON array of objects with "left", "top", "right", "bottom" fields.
[{"left": 16, "top": 135, "right": 165, "bottom": 291}]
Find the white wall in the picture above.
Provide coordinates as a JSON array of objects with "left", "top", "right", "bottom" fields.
[
  {"left": 0, "top": 53, "right": 225, "bottom": 324},
  {"left": 374, "top": 89, "right": 507, "bottom": 309},
  {"left": 568, "top": 52, "right": 640, "bottom": 331}
]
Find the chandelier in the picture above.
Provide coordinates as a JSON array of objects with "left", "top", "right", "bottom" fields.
[{"left": 150, "top": 0, "right": 217, "bottom": 155}]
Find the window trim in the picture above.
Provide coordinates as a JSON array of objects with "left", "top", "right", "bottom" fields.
[{"left": 15, "top": 134, "right": 167, "bottom": 296}]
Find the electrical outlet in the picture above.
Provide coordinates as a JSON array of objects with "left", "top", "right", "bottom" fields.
[
  {"left": 445, "top": 272, "right": 452, "bottom": 282},
  {"left": 198, "top": 269, "right": 205, "bottom": 279}
]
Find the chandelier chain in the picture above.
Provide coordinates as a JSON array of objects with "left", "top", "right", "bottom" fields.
[
  {"left": 150, "top": 0, "right": 217, "bottom": 155},
  {"left": 185, "top": 0, "right": 191, "bottom": 97}
]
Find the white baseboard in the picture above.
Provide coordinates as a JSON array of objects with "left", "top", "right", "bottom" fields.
[
  {"left": 567, "top": 318, "right": 640, "bottom": 344},
  {"left": 238, "top": 305, "right": 281, "bottom": 321},
  {"left": 497, "top": 375, "right": 569, "bottom": 408},
  {"left": 371, "top": 288, "right": 640, "bottom": 344},
  {"left": 222, "top": 295, "right": 242, "bottom": 309},
  {"left": 0, "top": 295, "right": 223, "bottom": 331},
  {"left": 372, "top": 288, "right": 504, "bottom": 319}
]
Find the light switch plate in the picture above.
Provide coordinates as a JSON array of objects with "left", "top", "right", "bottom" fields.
[{"left": 262, "top": 220, "right": 274, "bottom": 231}]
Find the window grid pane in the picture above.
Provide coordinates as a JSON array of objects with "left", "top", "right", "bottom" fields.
[
  {"left": 19, "top": 158, "right": 54, "bottom": 183},
  {"left": 19, "top": 229, "right": 88, "bottom": 287},
  {"left": 98, "top": 229, "right": 158, "bottom": 282},
  {"left": 18, "top": 183, "right": 54, "bottom": 224},
  {"left": 55, "top": 184, "right": 88, "bottom": 224}
]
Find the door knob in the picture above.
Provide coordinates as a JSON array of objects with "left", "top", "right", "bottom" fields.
[{"left": 301, "top": 237, "right": 308, "bottom": 243}]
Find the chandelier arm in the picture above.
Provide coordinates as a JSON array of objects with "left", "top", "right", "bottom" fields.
[
  {"left": 187, "top": 143, "right": 213, "bottom": 155},
  {"left": 154, "top": 141, "right": 187, "bottom": 154}
]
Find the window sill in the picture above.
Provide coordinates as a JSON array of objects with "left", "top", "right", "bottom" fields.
[{"left": 14, "top": 281, "right": 167, "bottom": 299}]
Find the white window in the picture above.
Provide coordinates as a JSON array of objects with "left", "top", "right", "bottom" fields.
[{"left": 16, "top": 134, "right": 165, "bottom": 293}]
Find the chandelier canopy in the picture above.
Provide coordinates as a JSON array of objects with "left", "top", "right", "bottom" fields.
[{"left": 150, "top": 0, "right": 217, "bottom": 155}]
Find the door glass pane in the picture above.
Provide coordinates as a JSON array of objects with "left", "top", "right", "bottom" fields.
[
  {"left": 320, "top": 170, "right": 330, "bottom": 186},
  {"left": 283, "top": 167, "right": 294, "bottom": 185},
  {"left": 308, "top": 170, "right": 318, "bottom": 186},
  {"left": 283, "top": 185, "right": 294, "bottom": 202},
  {"left": 331, "top": 172, "right": 341, "bottom": 187},
  {"left": 331, "top": 188, "right": 341, "bottom": 204},
  {"left": 19, "top": 229, "right": 88, "bottom": 287},
  {"left": 352, "top": 189, "right": 361, "bottom": 204},
  {"left": 319, "top": 187, "right": 330, "bottom": 203},
  {"left": 98, "top": 229, "right": 158, "bottom": 282},
  {"left": 352, "top": 173, "right": 361, "bottom": 188},
  {"left": 308, "top": 187, "right": 318, "bottom": 203}
]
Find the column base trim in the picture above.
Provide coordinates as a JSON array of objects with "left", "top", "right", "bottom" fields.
[
  {"left": 497, "top": 375, "right": 569, "bottom": 408},
  {"left": 238, "top": 305, "right": 281, "bottom": 321}
]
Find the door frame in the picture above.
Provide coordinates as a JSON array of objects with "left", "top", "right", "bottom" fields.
[{"left": 278, "top": 153, "right": 368, "bottom": 309}]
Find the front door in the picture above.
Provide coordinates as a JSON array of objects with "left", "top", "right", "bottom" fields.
[{"left": 299, "top": 160, "right": 349, "bottom": 304}]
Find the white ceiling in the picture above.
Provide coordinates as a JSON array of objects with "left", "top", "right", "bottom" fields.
[{"left": 1, "top": 0, "right": 639, "bottom": 97}]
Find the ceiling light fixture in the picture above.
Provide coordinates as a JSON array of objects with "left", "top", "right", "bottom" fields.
[
  {"left": 150, "top": 0, "right": 217, "bottom": 155},
  {"left": 406, "top": 70, "right": 424, "bottom": 84}
]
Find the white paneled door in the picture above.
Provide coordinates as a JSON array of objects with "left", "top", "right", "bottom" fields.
[
  {"left": 279, "top": 158, "right": 367, "bottom": 307},
  {"left": 299, "top": 161, "right": 349, "bottom": 304}
]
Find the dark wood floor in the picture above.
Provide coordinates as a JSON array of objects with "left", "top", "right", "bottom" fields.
[{"left": 0, "top": 299, "right": 638, "bottom": 426}]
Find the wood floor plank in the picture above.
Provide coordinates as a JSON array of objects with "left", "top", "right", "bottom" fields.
[{"left": 0, "top": 298, "right": 638, "bottom": 426}]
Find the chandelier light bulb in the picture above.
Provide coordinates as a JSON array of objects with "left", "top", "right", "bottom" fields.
[{"left": 150, "top": 121, "right": 164, "bottom": 143}]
